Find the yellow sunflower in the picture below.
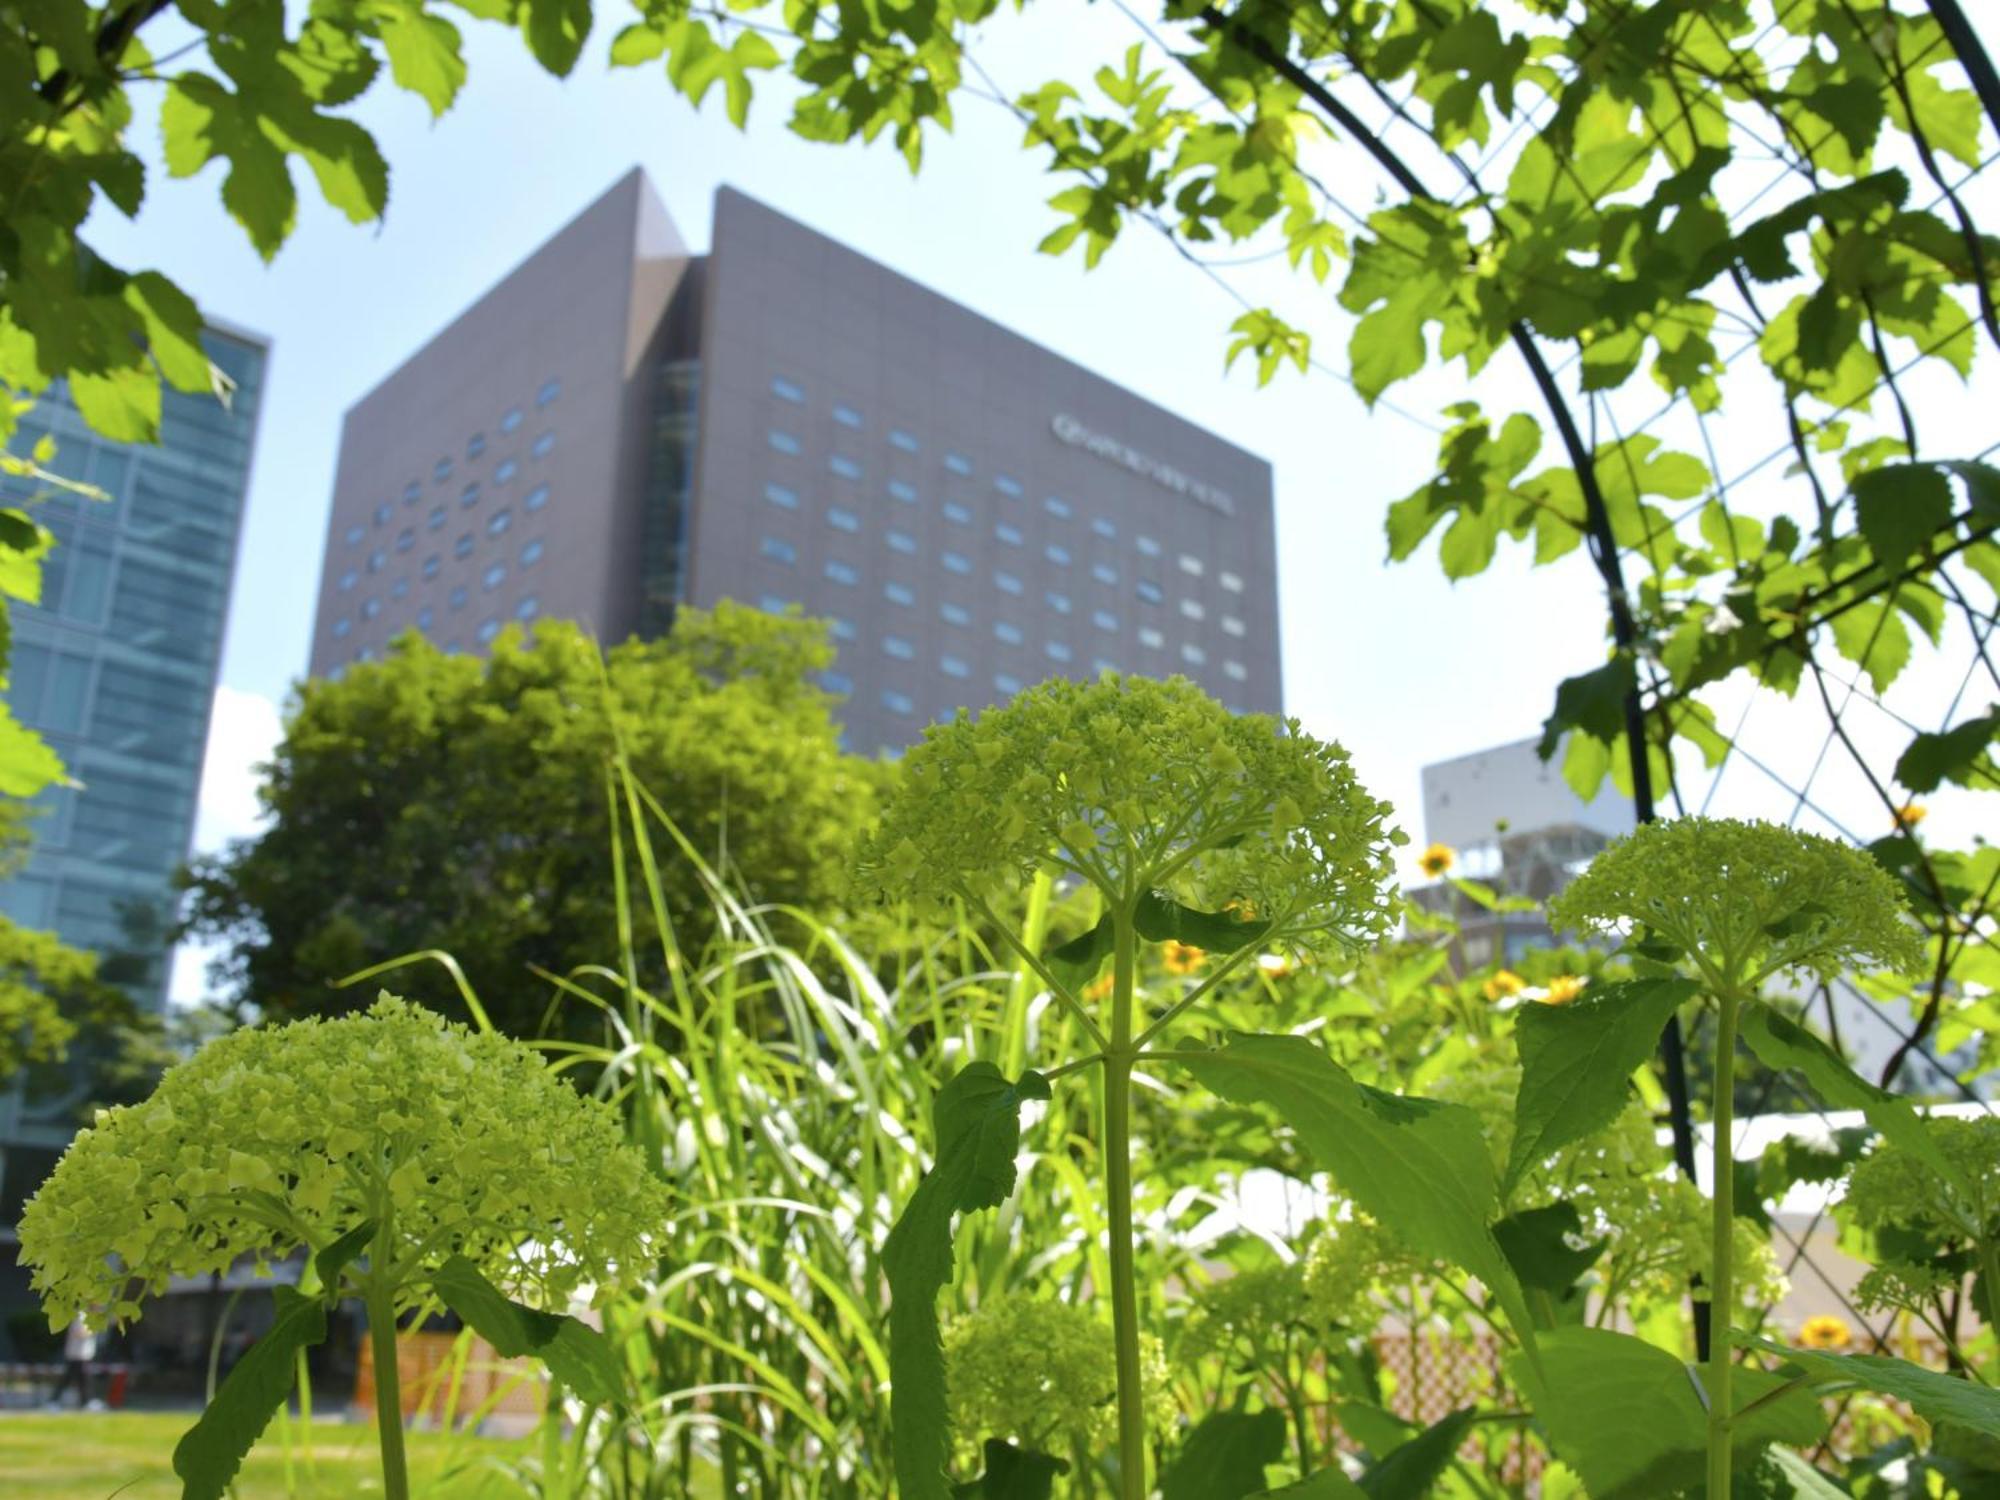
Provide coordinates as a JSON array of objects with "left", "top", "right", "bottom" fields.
[
  {"left": 1894, "top": 802, "right": 1927, "bottom": 829},
  {"left": 1417, "top": 842, "right": 1456, "bottom": 878},
  {"left": 1161, "top": 941, "right": 1205, "bottom": 975},
  {"left": 1799, "top": 1314, "right": 1851, "bottom": 1350},
  {"left": 1482, "top": 969, "right": 1525, "bottom": 1002},
  {"left": 1541, "top": 974, "right": 1585, "bottom": 1006}
]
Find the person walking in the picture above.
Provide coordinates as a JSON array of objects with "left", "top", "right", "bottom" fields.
[{"left": 45, "top": 1313, "right": 103, "bottom": 1410}]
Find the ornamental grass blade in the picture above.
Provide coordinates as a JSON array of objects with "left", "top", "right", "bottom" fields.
[
  {"left": 430, "top": 1255, "right": 624, "bottom": 1406},
  {"left": 172, "top": 1285, "right": 326, "bottom": 1500},
  {"left": 1177, "top": 1033, "right": 1534, "bottom": 1349},
  {"left": 884, "top": 1062, "right": 1051, "bottom": 1500},
  {"left": 1738, "top": 1333, "right": 2000, "bottom": 1440},
  {"left": 1506, "top": 978, "right": 1696, "bottom": 1192}
]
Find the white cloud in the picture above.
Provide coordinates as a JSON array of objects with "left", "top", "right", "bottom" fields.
[{"left": 171, "top": 685, "right": 285, "bottom": 1008}]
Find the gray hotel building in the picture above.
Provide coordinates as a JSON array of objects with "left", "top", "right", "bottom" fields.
[{"left": 310, "top": 171, "right": 1281, "bottom": 748}]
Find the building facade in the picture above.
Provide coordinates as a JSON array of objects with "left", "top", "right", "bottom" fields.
[
  {"left": 309, "top": 173, "right": 1281, "bottom": 750},
  {"left": 0, "top": 327, "right": 266, "bottom": 1318}
]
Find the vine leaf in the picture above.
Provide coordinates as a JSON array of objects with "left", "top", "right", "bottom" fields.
[
  {"left": 1852, "top": 463, "right": 1954, "bottom": 566},
  {"left": 1502, "top": 1327, "right": 1824, "bottom": 1499},
  {"left": 1359, "top": 1408, "right": 1478, "bottom": 1498},
  {"left": 952, "top": 1439, "right": 1068, "bottom": 1498},
  {"left": 1506, "top": 977, "right": 1696, "bottom": 1191},
  {"left": 1895, "top": 708, "right": 2000, "bottom": 792},
  {"left": 429, "top": 1255, "right": 625, "bottom": 1406},
  {"left": 172, "top": 1286, "right": 327, "bottom": 1500},
  {"left": 1175, "top": 1034, "right": 1534, "bottom": 1347},
  {"left": 1162, "top": 1407, "right": 1286, "bottom": 1500},
  {"left": 1134, "top": 892, "right": 1270, "bottom": 953},
  {"left": 884, "top": 1063, "right": 1052, "bottom": 1500}
]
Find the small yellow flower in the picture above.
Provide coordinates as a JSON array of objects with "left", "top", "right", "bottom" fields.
[
  {"left": 1256, "top": 952, "right": 1294, "bottom": 980},
  {"left": 1482, "top": 969, "right": 1525, "bottom": 1001},
  {"left": 1799, "top": 1314, "right": 1851, "bottom": 1350},
  {"left": 1083, "top": 973, "right": 1114, "bottom": 1003},
  {"left": 1417, "top": 842, "right": 1456, "bottom": 878},
  {"left": 1541, "top": 974, "right": 1585, "bottom": 1006},
  {"left": 1161, "top": 941, "right": 1205, "bottom": 975},
  {"left": 1894, "top": 803, "right": 1927, "bottom": 829}
]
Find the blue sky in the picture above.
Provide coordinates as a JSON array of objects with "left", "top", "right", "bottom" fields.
[{"left": 67, "top": 2, "right": 2000, "bottom": 1003}]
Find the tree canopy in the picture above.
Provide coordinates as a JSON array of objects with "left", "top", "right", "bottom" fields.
[{"left": 178, "top": 605, "right": 887, "bottom": 1036}]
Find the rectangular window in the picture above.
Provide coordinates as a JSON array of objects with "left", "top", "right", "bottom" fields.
[
  {"left": 995, "top": 672, "right": 1022, "bottom": 694},
  {"left": 759, "top": 593, "right": 793, "bottom": 614},
  {"left": 889, "top": 429, "right": 920, "bottom": 453},
  {"left": 830, "top": 617, "right": 858, "bottom": 641},
  {"left": 1180, "top": 599, "right": 1205, "bottom": 620},
  {"left": 1224, "top": 660, "right": 1248, "bottom": 681},
  {"left": 1092, "top": 609, "right": 1118, "bottom": 632},
  {"left": 942, "top": 551, "right": 972, "bottom": 574},
  {"left": 943, "top": 502, "right": 972, "bottom": 525},
  {"left": 1045, "top": 544, "right": 1071, "bottom": 566},
  {"left": 830, "top": 455, "right": 863, "bottom": 481},
  {"left": 1045, "top": 592, "right": 1071, "bottom": 614},
  {"left": 882, "top": 688, "right": 915, "bottom": 715},
  {"left": 764, "top": 482, "right": 799, "bottom": 509},
  {"left": 944, "top": 452, "right": 973, "bottom": 476},
  {"left": 1178, "top": 554, "right": 1204, "bottom": 576},
  {"left": 995, "top": 522, "right": 1023, "bottom": 546},
  {"left": 827, "top": 506, "right": 861, "bottom": 533},
  {"left": 1091, "top": 562, "right": 1118, "bottom": 586},
  {"left": 760, "top": 536, "right": 797, "bottom": 565},
  {"left": 825, "top": 559, "right": 860, "bottom": 586},
  {"left": 1138, "top": 626, "right": 1165, "bottom": 649},
  {"left": 1136, "top": 535, "right": 1161, "bottom": 557},
  {"left": 888, "top": 480, "right": 918, "bottom": 504},
  {"left": 1182, "top": 643, "right": 1207, "bottom": 665},
  {"left": 1045, "top": 641, "right": 1072, "bottom": 662},
  {"left": 885, "top": 582, "right": 916, "bottom": 606},
  {"left": 833, "top": 404, "right": 863, "bottom": 428},
  {"left": 1136, "top": 580, "right": 1164, "bottom": 604},
  {"left": 823, "top": 670, "right": 854, "bottom": 693},
  {"left": 767, "top": 429, "right": 801, "bottom": 455},
  {"left": 1221, "top": 615, "right": 1247, "bottom": 637},
  {"left": 1044, "top": 496, "right": 1072, "bottom": 519},
  {"left": 883, "top": 635, "right": 916, "bottom": 660},
  {"left": 771, "top": 376, "right": 806, "bottom": 403},
  {"left": 1220, "top": 570, "right": 1245, "bottom": 592},
  {"left": 995, "top": 475, "right": 1023, "bottom": 497},
  {"left": 994, "top": 621, "right": 1024, "bottom": 645},
  {"left": 941, "top": 655, "right": 970, "bottom": 679},
  {"left": 940, "top": 602, "right": 972, "bottom": 626},
  {"left": 994, "top": 572, "right": 1024, "bottom": 596},
  {"left": 886, "top": 530, "right": 918, "bottom": 554},
  {"left": 1092, "top": 517, "right": 1117, "bottom": 539}
]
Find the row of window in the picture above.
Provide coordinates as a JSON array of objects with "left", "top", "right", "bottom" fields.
[
  {"left": 339, "top": 487, "right": 551, "bottom": 591},
  {"left": 329, "top": 535, "right": 546, "bottom": 639},
  {"left": 816, "top": 656, "right": 1247, "bottom": 724},
  {"left": 344, "top": 414, "right": 558, "bottom": 549},
  {"left": 760, "top": 467, "right": 1246, "bottom": 592},
  {"left": 339, "top": 592, "right": 542, "bottom": 655}
]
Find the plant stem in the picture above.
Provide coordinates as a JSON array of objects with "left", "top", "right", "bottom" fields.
[
  {"left": 366, "top": 1268, "right": 411, "bottom": 1500},
  {"left": 1105, "top": 912, "right": 1147, "bottom": 1500},
  {"left": 1980, "top": 1241, "right": 2000, "bottom": 1371},
  {"left": 1706, "top": 989, "right": 1742, "bottom": 1500}
]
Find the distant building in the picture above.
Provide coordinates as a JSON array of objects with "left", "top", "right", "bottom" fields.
[
  {"left": 308, "top": 171, "right": 1282, "bottom": 751},
  {"left": 0, "top": 325, "right": 266, "bottom": 1330},
  {"left": 1408, "top": 736, "right": 1635, "bottom": 971}
]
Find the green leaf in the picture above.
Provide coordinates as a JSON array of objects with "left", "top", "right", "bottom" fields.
[
  {"left": 1752, "top": 1445, "right": 1850, "bottom": 1498},
  {"left": 1492, "top": 1202, "right": 1603, "bottom": 1295},
  {"left": 1135, "top": 892, "right": 1270, "bottom": 953},
  {"left": 429, "top": 1255, "right": 625, "bottom": 1406},
  {"left": 313, "top": 1219, "right": 376, "bottom": 1299},
  {"left": 172, "top": 1286, "right": 326, "bottom": 1500},
  {"left": 1737, "top": 1004, "right": 1976, "bottom": 1222},
  {"left": 0, "top": 511, "right": 52, "bottom": 602},
  {"left": 1738, "top": 1333, "right": 2000, "bottom": 1441},
  {"left": 0, "top": 701, "right": 68, "bottom": 798},
  {"left": 1895, "top": 709, "right": 2000, "bottom": 792},
  {"left": 1828, "top": 598, "right": 1911, "bottom": 695},
  {"left": 68, "top": 365, "right": 161, "bottom": 444},
  {"left": 1537, "top": 657, "right": 1636, "bottom": 763},
  {"left": 884, "top": 1063, "right": 1052, "bottom": 1500},
  {"left": 125, "top": 273, "right": 212, "bottom": 392},
  {"left": 952, "top": 1439, "right": 1067, "bottom": 1498},
  {"left": 1045, "top": 914, "right": 1113, "bottom": 993},
  {"left": 1506, "top": 978, "right": 1697, "bottom": 1190},
  {"left": 1176, "top": 1034, "right": 1533, "bottom": 1343},
  {"left": 1253, "top": 1471, "right": 1368, "bottom": 1499},
  {"left": 1504, "top": 1327, "right": 1825, "bottom": 1499},
  {"left": 521, "top": 0, "right": 594, "bottom": 77},
  {"left": 1162, "top": 1407, "right": 1286, "bottom": 1500},
  {"left": 376, "top": 3, "right": 467, "bottom": 117},
  {"left": 1852, "top": 463, "right": 1954, "bottom": 566},
  {"left": 1359, "top": 1408, "right": 1476, "bottom": 1498}
]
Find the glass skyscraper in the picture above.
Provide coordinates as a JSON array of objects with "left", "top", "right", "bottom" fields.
[{"left": 0, "top": 326, "right": 265, "bottom": 1255}]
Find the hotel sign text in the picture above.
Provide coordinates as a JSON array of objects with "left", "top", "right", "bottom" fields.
[{"left": 1051, "top": 413, "right": 1237, "bottom": 517}]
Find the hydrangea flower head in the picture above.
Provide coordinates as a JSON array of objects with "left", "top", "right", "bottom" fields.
[
  {"left": 854, "top": 673, "right": 1400, "bottom": 946},
  {"left": 1547, "top": 817, "right": 1923, "bottom": 987},
  {"left": 20, "top": 995, "right": 669, "bottom": 1330},
  {"left": 943, "top": 1296, "right": 1172, "bottom": 1452}
]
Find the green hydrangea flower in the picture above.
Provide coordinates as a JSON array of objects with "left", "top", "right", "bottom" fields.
[
  {"left": 943, "top": 1296, "right": 1173, "bottom": 1454},
  {"left": 1843, "top": 1117, "right": 2000, "bottom": 1243},
  {"left": 1177, "top": 1262, "right": 1316, "bottom": 1363},
  {"left": 853, "top": 673, "right": 1399, "bottom": 948},
  {"left": 20, "top": 995, "right": 670, "bottom": 1330},
  {"left": 1547, "top": 817, "right": 1923, "bottom": 989}
]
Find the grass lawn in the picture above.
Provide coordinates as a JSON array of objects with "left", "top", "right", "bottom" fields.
[{"left": 0, "top": 1410, "right": 536, "bottom": 1498}]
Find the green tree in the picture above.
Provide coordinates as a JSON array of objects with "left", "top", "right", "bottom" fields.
[{"left": 178, "top": 604, "right": 886, "bottom": 1037}]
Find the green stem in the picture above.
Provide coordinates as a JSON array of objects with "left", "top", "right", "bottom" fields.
[
  {"left": 366, "top": 1261, "right": 411, "bottom": 1500},
  {"left": 1706, "top": 989, "right": 1742, "bottom": 1500},
  {"left": 1105, "top": 912, "right": 1147, "bottom": 1500}
]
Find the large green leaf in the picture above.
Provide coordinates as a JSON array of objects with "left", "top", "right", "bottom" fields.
[
  {"left": 1505, "top": 1327, "right": 1825, "bottom": 1499},
  {"left": 1359, "top": 1408, "right": 1476, "bottom": 1498},
  {"left": 429, "top": 1255, "right": 624, "bottom": 1406},
  {"left": 1737, "top": 1004, "right": 1975, "bottom": 1219},
  {"left": 1134, "top": 891, "right": 1270, "bottom": 953},
  {"left": 1739, "top": 1334, "right": 2000, "bottom": 1440},
  {"left": 1895, "top": 709, "right": 2000, "bottom": 793},
  {"left": 952, "top": 1439, "right": 1067, "bottom": 1498},
  {"left": 1162, "top": 1407, "right": 1286, "bottom": 1500},
  {"left": 1506, "top": 978, "right": 1697, "bottom": 1190},
  {"left": 1493, "top": 1202, "right": 1603, "bottom": 1299},
  {"left": 172, "top": 1286, "right": 326, "bottom": 1500},
  {"left": 1045, "top": 913, "right": 1113, "bottom": 993},
  {"left": 1852, "top": 463, "right": 1954, "bottom": 566},
  {"left": 0, "top": 701, "right": 67, "bottom": 798},
  {"left": 884, "top": 1063, "right": 1052, "bottom": 1500},
  {"left": 1176, "top": 1034, "right": 1532, "bottom": 1343},
  {"left": 311, "top": 1219, "right": 375, "bottom": 1299}
]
